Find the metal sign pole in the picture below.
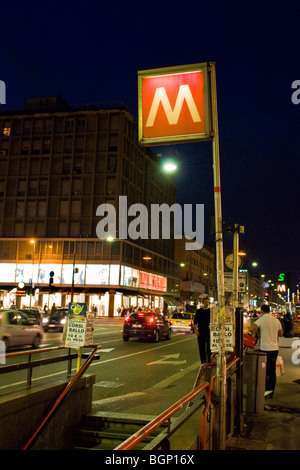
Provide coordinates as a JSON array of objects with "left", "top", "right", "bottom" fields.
[
  {"left": 209, "top": 62, "right": 226, "bottom": 450},
  {"left": 232, "top": 224, "right": 244, "bottom": 434},
  {"left": 233, "top": 226, "right": 239, "bottom": 308}
]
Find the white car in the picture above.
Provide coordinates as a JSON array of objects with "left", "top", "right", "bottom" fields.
[{"left": 0, "top": 309, "right": 44, "bottom": 349}]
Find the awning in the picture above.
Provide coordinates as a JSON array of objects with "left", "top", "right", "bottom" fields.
[{"left": 162, "top": 295, "right": 181, "bottom": 307}]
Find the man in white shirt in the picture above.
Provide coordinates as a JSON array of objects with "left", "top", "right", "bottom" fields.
[{"left": 249, "top": 304, "right": 283, "bottom": 398}]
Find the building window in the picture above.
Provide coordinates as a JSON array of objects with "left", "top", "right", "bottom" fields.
[
  {"left": 43, "top": 139, "right": 51, "bottom": 153},
  {"left": 17, "top": 180, "right": 26, "bottom": 196},
  {"left": 108, "top": 134, "right": 118, "bottom": 151},
  {"left": 27, "top": 201, "right": 36, "bottom": 217},
  {"left": 16, "top": 201, "right": 25, "bottom": 217},
  {"left": 107, "top": 155, "right": 117, "bottom": 172},
  {"left": 60, "top": 200, "right": 69, "bottom": 217},
  {"left": 62, "top": 159, "right": 71, "bottom": 174},
  {"left": 3, "top": 127, "right": 10, "bottom": 136},
  {"left": 65, "top": 119, "right": 74, "bottom": 132},
  {"left": 77, "top": 119, "right": 86, "bottom": 129},
  {"left": 21, "top": 142, "right": 31, "bottom": 154},
  {"left": 37, "top": 200, "right": 47, "bottom": 217}
]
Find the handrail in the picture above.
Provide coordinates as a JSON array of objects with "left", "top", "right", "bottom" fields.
[
  {"left": 1, "top": 345, "right": 83, "bottom": 386},
  {"left": 115, "top": 381, "right": 210, "bottom": 451},
  {"left": 5, "top": 345, "right": 68, "bottom": 359},
  {"left": 22, "top": 345, "right": 101, "bottom": 450},
  {"left": 116, "top": 352, "right": 240, "bottom": 451}
]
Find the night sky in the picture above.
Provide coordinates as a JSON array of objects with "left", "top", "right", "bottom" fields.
[{"left": 1, "top": 1, "right": 300, "bottom": 289}]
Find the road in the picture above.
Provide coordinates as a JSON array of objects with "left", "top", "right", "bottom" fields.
[
  {"left": 1, "top": 317, "right": 202, "bottom": 418},
  {"left": 2, "top": 316, "right": 300, "bottom": 421}
]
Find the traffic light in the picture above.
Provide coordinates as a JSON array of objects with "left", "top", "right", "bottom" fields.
[
  {"left": 264, "top": 291, "right": 269, "bottom": 301},
  {"left": 49, "top": 271, "right": 55, "bottom": 294}
]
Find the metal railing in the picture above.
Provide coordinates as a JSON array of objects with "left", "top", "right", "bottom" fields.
[
  {"left": 115, "top": 381, "right": 210, "bottom": 451},
  {"left": 115, "top": 351, "right": 240, "bottom": 451},
  {"left": 1, "top": 346, "right": 77, "bottom": 386},
  {"left": 22, "top": 344, "right": 101, "bottom": 450},
  {"left": 1, "top": 345, "right": 240, "bottom": 450}
]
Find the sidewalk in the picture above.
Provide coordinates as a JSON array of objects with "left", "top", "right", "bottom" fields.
[{"left": 227, "top": 336, "right": 300, "bottom": 450}]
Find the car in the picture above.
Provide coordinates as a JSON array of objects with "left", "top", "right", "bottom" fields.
[
  {"left": 0, "top": 309, "right": 44, "bottom": 349},
  {"left": 123, "top": 311, "right": 171, "bottom": 342},
  {"left": 42, "top": 308, "right": 68, "bottom": 332},
  {"left": 170, "top": 312, "right": 194, "bottom": 333},
  {"left": 20, "top": 308, "right": 42, "bottom": 325}
]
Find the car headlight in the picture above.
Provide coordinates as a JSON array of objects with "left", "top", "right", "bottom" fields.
[
  {"left": 42, "top": 317, "right": 49, "bottom": 324},
  {"left": 60, "top": 318, "right": 66, "bottom": 325}
]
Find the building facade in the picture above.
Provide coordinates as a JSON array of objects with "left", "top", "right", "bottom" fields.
[
  {"left": 0, "top": 96, "right": 180, "bottom": 315},
  {"left": 174, "top": 238, "right": 216, "bottom": 307}
]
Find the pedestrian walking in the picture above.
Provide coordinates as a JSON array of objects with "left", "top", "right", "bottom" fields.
[
  {"left": 194, "top": 297, "right": 211, "bottom": 363},
  {"left": 249, "top": 304, "right": 283, "bottom": 398}
]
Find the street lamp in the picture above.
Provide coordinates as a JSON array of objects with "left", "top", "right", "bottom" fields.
[{"left": 162, "top": 160, "right": 177, "bottom": 173}]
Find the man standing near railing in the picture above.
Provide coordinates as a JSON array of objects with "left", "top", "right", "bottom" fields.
[
  {"left": 194, "top": 297, "right": 211, "bottom": 363},
  {"left": 249, "top": 304, "right": 283, "bottom": 398}
]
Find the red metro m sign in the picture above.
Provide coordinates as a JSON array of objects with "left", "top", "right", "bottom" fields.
[{"left": 138, "top": 63, "right": 212, "bottom": 145}]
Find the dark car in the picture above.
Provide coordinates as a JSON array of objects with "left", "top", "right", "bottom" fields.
[
  {"left": 20, "top": 308, "right": 42, "bottom": 325},
  {"left": 123, "top": 311, "right": 171, "bottom": 342},
  {"left": 42, "top": 308, "right": 68, "bottom": 332}
]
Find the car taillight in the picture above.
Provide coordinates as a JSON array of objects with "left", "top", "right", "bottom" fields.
[
  {"left": 124, "top": 315, "right": 130, "bottom": 322},
  {"left": 138, "top": 313, "right": 144, "bottom": 317},
  {"left": 170, "top": 320, "right": 173, "bottom": 325},
  {"left": 148, "top": 316, "right": 155, "bottom": 324},
  {"left": 189, "top": 321, "right": 192, "bottom": 326}
]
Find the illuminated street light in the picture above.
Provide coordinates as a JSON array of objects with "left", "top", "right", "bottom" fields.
[
  {"left": 162, "top": 159, "right": 177, "bottom": 174},
  {"left": 252, "top": 262, "right": 258, "bottom": 267}
]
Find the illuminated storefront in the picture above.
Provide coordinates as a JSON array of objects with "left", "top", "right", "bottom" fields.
[{"left": 0, "top": 261, "right": 170, "bottom": 316}]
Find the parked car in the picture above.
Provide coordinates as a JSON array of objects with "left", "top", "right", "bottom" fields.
[
  {"left": 170, "top": 312, "right": 194, "bottom": 333},
  {"left": 42, "top": 308, "right": 68, "bottom": 332},
  {"left": 123, "top": 311, "right": 171, "bottom": 342},
  {"left": 0, "top": 309, "right": 44, "bottom": 349}
]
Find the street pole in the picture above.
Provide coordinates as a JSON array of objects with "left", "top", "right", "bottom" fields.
[
  {"left": 232, "top": 224, "right": 244, "bottom": 434},
  {"left": 232, "top": 226, "right": 239, "bottom": 309},
  {"left": 210, "top": 62, "right": 226, "bottom": 450}
]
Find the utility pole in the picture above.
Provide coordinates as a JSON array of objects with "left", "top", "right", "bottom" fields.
[
  {"left": 231, "top": 223, "right": 244, "bottom": 434},
  {"left": 210, "top": 62, "right": 226, "bottom": 450}
]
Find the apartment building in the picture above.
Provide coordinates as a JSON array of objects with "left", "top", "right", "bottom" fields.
[
  {"left": 0, "top": 96, "right": 180, "bottom": 315},
  {"left": 175, "top": 238, "right": 216, "bottom": 306}
]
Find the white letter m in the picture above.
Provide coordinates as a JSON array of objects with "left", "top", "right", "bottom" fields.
[{"left": 146, "top": 85, "right": 201, "bottom": 127}]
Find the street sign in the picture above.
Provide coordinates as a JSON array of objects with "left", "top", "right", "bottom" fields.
[
  {"left": 210, "top": 323, "right": 234, "bottom": 352},
  {"left": 224, "top": 272, "right": 247, "bottom": 293},
  {"left": 64, "top": 317, "right": 86, "bottom": 349},
  {"left": 138, "top": 63, "right": 212, "bottom": 145},
  {"left": 84, "top": 313, "right": 94, "bottom": 346},
  {"left": 68, "top": 302, "right": 87, "bottom": 317},
  {"left": 64, "top": 303, "right": 94, "bottom": 349}
]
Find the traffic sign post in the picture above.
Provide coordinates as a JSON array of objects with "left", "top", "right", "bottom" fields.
[
  {"left": 138, "top": 62, "right": 226, "bottom": 449},
  {"left": 63, "top": 303, "right": 93, "bottom": 372},
  {"left": 209, "top": 62, "right": 226, "bottom": 450}
]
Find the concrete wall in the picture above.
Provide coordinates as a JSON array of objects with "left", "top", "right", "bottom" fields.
[{"left": 0, "top": 374, "right": 95, "bottom": 450}]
